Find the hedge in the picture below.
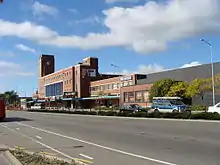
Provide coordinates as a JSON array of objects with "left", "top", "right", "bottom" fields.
[{"left": 27, "top": 109, "right": 220, "bottom": 120}]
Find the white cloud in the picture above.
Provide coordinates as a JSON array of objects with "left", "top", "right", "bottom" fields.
[
  {"left": 15, "top": 44, "right": 37, "bottom": 53},
  {"left": 0, "top": 0, "right": 220, "bottom": 54},
  {"left": 106, "top": 0, "right": 139, "bottom": 3},
  {"left": 32, "top": 1, "right": 59, "bottom": 17},
  {"left": 0, "top": 61, "right": 34, "bottom": 77},
  {"left": 74, "top": 15, "right": 101, "bottom": 24},
  {"left": 180, "top": 61, "right": 201, "bottom": 68},
  {"left": 68, "top": 8, "right": 78, "bottom": 14},
  {"left": 121, "top": 64, "right": 164, "bottom": 74},
  {"left": 108, "top": 61, "right": 202, "bottom": 75}
]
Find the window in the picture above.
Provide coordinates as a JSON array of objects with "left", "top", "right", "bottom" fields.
[
  {"left": 117, "top": 83, "right": 120, "bottom": 88},
  {"left": 101, "top": 85, "right": 105, "bottom": 90},
  {"left": 123, "top": 81, "right": 128, "bottom": 86},
  {"left": 135, "top": 91, "right": 142, "bottom": 102},
  {"left": 113, "top": 83, "right": 117, "bottom": 89},
  {"left": 45, "top": 82, "right": 63, "bottom": 97},
  {"left": 124, "top": 92, "right": 129, "bottom": 102},
  {"left": 128, "top": 92, "right": 135, "bottom": 102},
  {"left": 108, "top": 84, "right": 112, "bottom": 90},
  {"left": 143, "top": 91, "right": 149, "bottom": 102}
]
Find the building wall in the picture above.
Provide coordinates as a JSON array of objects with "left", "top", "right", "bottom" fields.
[
  {"left": 39, "top": 55, "right": 55, "bottom": 77},
  {"left": 120, "top": 84, "right": 152, "bottom": 107},
  {"left": 89, "top": 74, "right": 138, "bottom": 97},
  {"left": 137, "top": 62, "right": 220, "bottom": 85},
  {"left": 90, "top": 77, "right": 121, "bottom": 96},
  {"left": 75, "top": 57, "right": 99, "bottom": 98}
]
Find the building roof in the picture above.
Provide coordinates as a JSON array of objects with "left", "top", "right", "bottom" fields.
[{"left": 137, "top": 62, "right": 220, "bottom": 85}]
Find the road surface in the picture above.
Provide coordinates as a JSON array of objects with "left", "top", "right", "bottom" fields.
[{"left": 0, "top": 111, "right": 220, "bottom": 165}]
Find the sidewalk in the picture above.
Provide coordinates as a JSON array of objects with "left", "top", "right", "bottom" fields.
[
  {"left": 0, "top": 151, "right": 9, "bottom": 165},
  {"left": 0, "top": 145, "right": 22, "bottom": 165}
]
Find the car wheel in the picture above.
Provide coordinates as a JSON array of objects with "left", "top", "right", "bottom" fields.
[
  {"left": 154, "top": 109, "right": 159, "bottom": 114},
  {"left": 172, "top": 110, "right": 178, "bottom": 113}
]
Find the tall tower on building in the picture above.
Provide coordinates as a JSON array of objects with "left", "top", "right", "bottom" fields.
[{"left": 39, "top": 54, "right": 55, "bottom": 77}]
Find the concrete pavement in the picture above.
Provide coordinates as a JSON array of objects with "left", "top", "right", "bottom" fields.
[{"left": 1, "top": 111, "right": 220, "bottom": 165}]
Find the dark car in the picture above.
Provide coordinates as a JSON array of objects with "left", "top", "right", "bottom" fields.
[{"left": 119, "top": 104, "right": 148, "bottom": 113}]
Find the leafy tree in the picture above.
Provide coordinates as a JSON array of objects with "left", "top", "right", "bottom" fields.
[
  {"left": 2, "top": 90, "right": 18, "bottom": 105},
  {"left": 166, "top": 81, "right": 189, "bottom": 98},
  {"left": 186, "top": 78, "right": 212, "bottom": 101},
  {"left": 149, "top": 78, "right": 177, "bottom": 101}
]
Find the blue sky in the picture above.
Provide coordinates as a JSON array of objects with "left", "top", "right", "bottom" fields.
[{"left": 0, "top": 0, "right": 220, "bottom": 96}]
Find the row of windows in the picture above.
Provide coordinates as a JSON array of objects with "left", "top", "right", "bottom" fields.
[
  {"left": 45, "top": 82, "right": 63, "bottom": 97},
  {"left": 91, "top": 81, "right": 133, "bottom": 92},
  {"left": 45, "top": 71, "right": 72, "bottom": 83},
  {"left": 124, "top": 91, "right": 149, "bottom": 103},
  {"left": 64, "top": 79, "right": 72, "bottom": 85}
]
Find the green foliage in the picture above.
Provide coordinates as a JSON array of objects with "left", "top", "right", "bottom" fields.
[
  {"left": 186, "top": 78, "right": 212, "bottom": 99},
  {"left": 28, "top": 109, "right": 220, "bottom": 120},
  {"left": 189, "top": 105, "right": 207, "bottom": 111},
  {"left": 11, "top": 149, "right": 76, "bottom": 165},
  {"left": 166, "top": 81, "right": 189, "bottom": 98},
  {"left": 0, "top": 90, "right": 18, "bottom": 104},
  {"left": 149, "top": 79, "right": 177, "bottom": 101}
]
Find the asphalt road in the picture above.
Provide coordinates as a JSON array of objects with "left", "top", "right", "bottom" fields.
[{"left": 0, "top": 111, "right": 220, "bottom": 165}]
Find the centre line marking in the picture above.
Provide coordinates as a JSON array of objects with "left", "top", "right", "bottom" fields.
[
  {"left": 16, "top": 122, "right": 177, "bottom": 165},
  {"left": 36, "top": 136, "right": 42, "bottom": 139},
  {"left": 80, "top": 154, "right": 94, "bottom": 160}
]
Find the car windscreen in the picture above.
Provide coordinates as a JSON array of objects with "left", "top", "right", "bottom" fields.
[{"left": 170, "top": 100, "right": 184, "bottom": 105}]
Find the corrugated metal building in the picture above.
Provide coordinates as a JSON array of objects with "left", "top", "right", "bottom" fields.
[
  {"left": 136, "top": 62, "right": 220, "bottom": 106},
  {"left": 137, "top": 62, "right": 220, "bottom": 85}
]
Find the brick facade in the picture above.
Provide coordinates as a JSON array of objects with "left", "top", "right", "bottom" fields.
[{"left": 120, "top": 84, "right": 152, "bottom": 107}]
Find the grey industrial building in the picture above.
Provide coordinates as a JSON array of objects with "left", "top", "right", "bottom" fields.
[{"left": 136, "top": 62, "right": 220, "bottom": 106}]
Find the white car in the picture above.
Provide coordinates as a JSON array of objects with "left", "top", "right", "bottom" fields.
[{"left": 208, "top": 103, "right": 220, "bottom": 114}]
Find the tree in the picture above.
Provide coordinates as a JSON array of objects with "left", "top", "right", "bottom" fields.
[
  {"left": 2, "top": 90, "right": 18, "bottom": 105},
  {"left": 149, "top": 78, "right": 177, "bottom": 101},
  {"left": 186, "top": 78, "right": 212, "bottom": 101},
  {"left": 166, "top": 81, "right": 189, "bottom": 98}
]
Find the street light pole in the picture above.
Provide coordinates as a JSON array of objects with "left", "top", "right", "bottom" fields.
[
  {"left": 110, "top": 64, "right": 122, "bottom": 106},
  {"left": 201, "top": 38, "right": 215, "bottom": 106}
]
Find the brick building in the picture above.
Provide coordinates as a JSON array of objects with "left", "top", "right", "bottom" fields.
[
  {"left": 38, "top": 54, "right": 119, "bottom": 108},
  {"left": 89, "top": 74, "right": 148, "bottom": 108}
]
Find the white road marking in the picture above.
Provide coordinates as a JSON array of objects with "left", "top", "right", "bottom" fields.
[
  {"left": 16, "top": 128, "right": 20, "bottom": 130},
  {"left": 36, "top": 136, "right": 42, "bottom": 139},
  {"left": 0, "top": 124, "right": 75, "bottom": 160},
  {"left": 26, "top": 111, "right": 220, "bottom": 123},
  {"left": 79, "top": 153, "right": 94, "bottom": 160},
  {"left": 17, "top": 122, "right": 176, "bottom": 165}
]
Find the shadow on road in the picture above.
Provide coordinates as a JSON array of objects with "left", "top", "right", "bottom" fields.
[{"left": 1, "top": 117, "right": 33, "bottom": 123}]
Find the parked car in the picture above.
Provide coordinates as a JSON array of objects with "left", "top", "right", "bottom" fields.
[
  {"left": 119, "top": 104, "right": 148, "bottom": 113},
  {"left": 151, "top": 97, "right": 190, "bottom": 114},
  {"left": 207, "top": 103, "right": 220, "bottom": 114}
]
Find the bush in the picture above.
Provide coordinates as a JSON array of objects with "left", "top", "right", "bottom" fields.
[
  {"left": 10, "top": 149, "right": 77, "bottom": 165},
  {"left": 98, "top": 111, "right": 117, "bottom": 116},
  {"left": 190, "top": 105, "right": 207, "bottom": 111},
  {"left": 27, "top": 109, "right": 220, "bottom": 120}
]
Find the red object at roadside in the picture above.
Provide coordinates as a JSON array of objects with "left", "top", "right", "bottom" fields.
[{"left": 0, "top": 99, "right": 5, "bottom": 121}]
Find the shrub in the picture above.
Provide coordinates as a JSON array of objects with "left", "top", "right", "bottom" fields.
[
  {"left": 27, "top": 109, "right": 220, "bottom": 120},
  {"left": 189, "top": 105, "right": 207, "bottom": 111},
  {"left": 98, "top": 111, "right": 116, "bottom": 116}
]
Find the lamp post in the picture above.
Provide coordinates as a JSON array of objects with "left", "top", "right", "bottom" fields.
[
  {"left": 200, "top": 38, "right": 215, "bottom": 106},
  {"left": 110, "top": 64, "right": 122, "bottom": 107}
]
